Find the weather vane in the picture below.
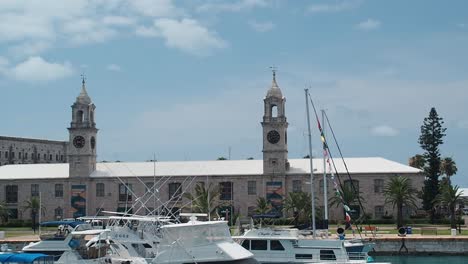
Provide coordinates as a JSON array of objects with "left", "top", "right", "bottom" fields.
[
  {"left": 81, "top": 73, "right": 86, "bottom": 85},
  {"left": 269, "top": 66, "right": 277, "bottom": 81}
]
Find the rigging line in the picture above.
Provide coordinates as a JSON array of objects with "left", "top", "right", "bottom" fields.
[
  {"left": 306, "top": 91, "right": 345, "bottom": 191},
  {"left": 323, "top": 111, "right": 370, "bottom": 226}
]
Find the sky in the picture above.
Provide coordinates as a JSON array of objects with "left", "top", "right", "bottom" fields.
[{"left": 0, "top": 0, "right": 467, "bottom": 185}]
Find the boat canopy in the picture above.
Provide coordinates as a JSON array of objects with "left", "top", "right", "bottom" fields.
[
  {"left": 0, "top": 253, "right": 51, "bottom": 263},
  {"left": 40, "top": 220, "right": 86, "bottom": 228}
]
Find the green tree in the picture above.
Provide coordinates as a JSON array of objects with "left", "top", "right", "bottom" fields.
[
  {"left": 283, "top": 192, "right": 312, "bottom": 224},
  {"left": 255, "top": 197, "right": 271, "bottom": 214},
  {"left": 440, "top": 157, "right": 457, "bottom": 186},
  {"left": 217, "top": 157, "right": 227, "bottom": 160},
  {"left": 183, "top": 183, "right": 219, "bottom": 218},
  {"left": 418, "top": 107, "right": 446, "bottom": 222},
  {"left": 22, "top": 197, "right": 45, "bottom": 233},
  {"left": 434, "top": 184, "right": 462, "bottom": 228},
  {"left": 0, "top": 201, "right": 8, "bottom": 223},
  {"left": 383, "top": 176, "right": 418, "bottom": 228},
  {"left": 408, "top": 154, "right": 425, "bottom": 169},
  {"left": 329, "top": 184, "right": 365, "bottom": 209}
]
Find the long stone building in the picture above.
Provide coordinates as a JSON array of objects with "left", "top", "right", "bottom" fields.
[
  {"left": 0, "top": 136, "right": 67, "bottom": 166},
  {"left": 0, "top": 75, "right": 423, "bottom": 222}
]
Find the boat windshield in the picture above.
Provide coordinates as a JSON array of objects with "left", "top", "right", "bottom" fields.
[{"left": 162, "top": 223, "right": 232, "bottom": 246}]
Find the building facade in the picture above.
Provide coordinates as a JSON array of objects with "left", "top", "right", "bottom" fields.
[
  {"left": 0, "top": 136, "right": 67, "bottom": 166},
  {"left": 0, "top": 75, "right": 424, "bottom": 223}
]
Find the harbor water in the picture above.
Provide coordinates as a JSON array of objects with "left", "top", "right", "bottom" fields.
[{"left": 375, "top": 255, "right": 468, "bottom": 264}]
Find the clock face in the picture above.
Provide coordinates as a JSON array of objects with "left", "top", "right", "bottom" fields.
[
  {"left": 90, "top": 137, "right": 96, "bottom": 149},
  {"left": 267, "top": 130, "right": 281, "bottom": 144},
  {"left": 73, "top": 136, "right": 85, "bottom": 148}
]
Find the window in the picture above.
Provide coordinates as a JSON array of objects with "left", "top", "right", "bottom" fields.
[
  {"left": 168, "top": 183, "right": 182, "bottom": 199},
  {"left": 241, "top": 240, "right": 250, "bottom": 250},
  {"left": 375, "top": 206, "right": 384, "bottom": 219},
  {"left": 11, "top": 152, "right": 15, "bottom": 158},
  {"left": 251, "top": 240, "right": 267, "bottom": 250},
  {"left": 248, "top": 181, "right": 256, "bottom": 195},
  {"left": 25, "top": 153, "right": 28, "bottom": 159},
  {"left": 119, "top": 183, "right": 132, "bottom": 202},
  {"left": 296, "top": 254, "right": 312, "bottom": 259},
  {"left": 8, "top": 208, "right": 18, "bottom": 219},
  {"left": 31, "top": 184, "right": 39, "bottom": 197},
  {"left": 56, "top": 154, "right": 59, "bottom": 161},
  {"left": 19, "top": 152, "right": 22, "bottom": 159},
  {"left": 292, "top": 180, "right": 302, "bottom": 192},
  {"left": 96, "top": 183, "right": 105, "bottom": 197},
  {"left": 77, "top": 110, "right": 84, "bottom": 122},
  {"left": 54, "top": 207, "right": 63, "bottom": 220},
  {"left": 4, "top": 151, "right": 7, "bottom": 158},
  {"left": 344, "top": 179, "right": 359, "bottom": 193},
  {"left": 61, "top": 155, "right": 64, "bottom": 161},
  {"left": 320, "top": 250, "right": 336, "bottom": 260},
  {"left": 219, "top": 182, "right": 233, "bottom": 200},
  {"left": 145, "top": 182, "right": 154, "bottom": 193},
  {"left": 270, "top": 240, "right": 285, "bottom": 251},
  {"left": 374, "top": 179, "right": 384, "bottom": 193},
  {"left": 5, "top": 185, "right": 18, "bottom": 203},
  {"left": 49, "top": 154, "right": 52, "bottom": 160},
  {"left": 43, "top": 154, "right": 46, "bottom": 160},
  {"left": 55, "top": 184, "right": 63, "bottom": 198}
]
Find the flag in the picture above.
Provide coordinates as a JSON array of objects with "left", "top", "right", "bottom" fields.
[{"left": 345, "top": 212, "right": 351, "bottom": 222}]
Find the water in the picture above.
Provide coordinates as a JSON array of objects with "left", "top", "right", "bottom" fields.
[{"left": 374, "top": 255, "right": 468, "bottom": 264}]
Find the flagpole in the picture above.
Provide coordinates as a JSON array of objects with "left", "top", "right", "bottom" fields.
[
  {"left": 305, "top": 88, "right": 316, "bottom": 239},
  {"left": 322, "top": 109, "right": 329, "bottom": 238},
  {"left": 38, "top": 192, "right": 42, "bottom": 235}
]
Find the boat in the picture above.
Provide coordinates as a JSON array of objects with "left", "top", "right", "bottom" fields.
[
  {"left": 22, "top": 220, "right": 141, "bottom": 264},
  {"left": 233, "top": 227, "right": 388, "bottom": 264}
]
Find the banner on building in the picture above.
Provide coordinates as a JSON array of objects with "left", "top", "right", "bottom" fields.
[
  {"left": 266, "top": 181, "right": 283, "bottom": 216},
  {"left": 71, "top": 185, "right": 86, "bottom": 218}
]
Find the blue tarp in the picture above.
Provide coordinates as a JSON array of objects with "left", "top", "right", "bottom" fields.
[
  {"left": 40, "top": 220, "right": 85, "bottom": 228},
  {"left": 0, "top": 253, "right": 49, "bottom": 263}
]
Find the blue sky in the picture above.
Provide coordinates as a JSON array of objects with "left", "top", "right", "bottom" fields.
[{"left": 1, "top": 0, "right": 467, "bottom": 185}]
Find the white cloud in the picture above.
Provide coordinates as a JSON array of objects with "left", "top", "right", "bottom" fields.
[
  {"left": 135, "top": 25, "right": 160, "bottom": 37},
  {"left": 197, "top": 0, "right": 268, "bottom": 13},
  {"left": 128, "top": 0, "right": 182, "bottom": 17},
  {"left": 107, "top": 64, "right": 122, "bottom": 72},
  {"left": 371, "top": 125, "right": 399, "bottom": 137},
  {"left": 62, "top": 18, "right": 118, "bottom": 45},
  {"left": 153, "top": 18, "right": 227, "bottom": 55},
  {"left": 8, "top": 41, "right": 51, "bottom": 57},
  {"left": 102, "top": 16, "right": 135, "bottom": 27},
  {"left": 307, "top": 0, "right": 362, "bottom": 13},
  {"left": 9, "top": 56, "right": 74, "bottom": 82},
  {"left": 249, "top": 20, "right": 275, "bottom": 32},
  {"left": 355, "top": 18, "right": 381, "bottom": 31}
]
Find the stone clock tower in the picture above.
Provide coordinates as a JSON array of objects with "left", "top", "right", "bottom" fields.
[
  {"left": 262, "top": 71, "right": 289, "bottom": 175},
  {"left": 68, "top": 78, "right": 98, "bottom": 178}
]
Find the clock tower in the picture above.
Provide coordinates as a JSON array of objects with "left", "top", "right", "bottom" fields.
[
  {"left": 68, "top": 77, "right": 98, "bottom": 178},
  {"left": 262, "top": 71, "right": 289, "bottom": 175}
]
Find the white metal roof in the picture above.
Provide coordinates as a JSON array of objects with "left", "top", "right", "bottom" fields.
[{"left": 0, "top": 157, "right": 421, "bottom": 180}]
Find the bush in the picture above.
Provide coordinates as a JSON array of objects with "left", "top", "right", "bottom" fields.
[{"left": 1, "top": 219, "right": 24, "bottom": 227}]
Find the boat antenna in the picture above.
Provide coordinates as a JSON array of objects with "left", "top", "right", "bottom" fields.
[{"left": 304, "top": 88, "right": 317, "bottom": 238}]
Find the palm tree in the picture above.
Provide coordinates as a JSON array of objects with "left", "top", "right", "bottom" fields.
[
  {"left": 409, "top": 154, "right": 425, "bottom": 169},
  {"left": 255, "top": 197, "right": 271, "bottom": 215},
  {"left": 440, "top": 157, "right": 457, "bottom": 185},
  {"left": 183, "top": 183, "right": 219, "bottom": 219},
  {"left": 329, "top": 184, "right": 365, "bottom": 209},
  {"left": 434, "top": 184, "right": 462, "bottom": 228},
  {"left": 283, "top": 191, "right": 312, "bottom": 224},
  {"left": 383, "top": 176, "right": 418, "bottom": 228},
  {"left": 22, "top": 197, "right": 46, "bottom": 233}
]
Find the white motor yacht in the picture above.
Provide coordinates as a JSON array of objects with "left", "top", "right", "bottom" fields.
[{"left": 233, "top": 227, "right": 389, "bottom": 264}]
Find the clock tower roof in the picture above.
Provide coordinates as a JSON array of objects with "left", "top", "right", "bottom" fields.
[
  {"left": 266, "top": 70, "right": 283, "bottom": 98},
  {"left": 76, "top": 77, "right": 92, "bottom": 104}
]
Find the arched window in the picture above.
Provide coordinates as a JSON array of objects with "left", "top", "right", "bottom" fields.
[
  {"left": 76, "top": 110, "right": 84, "bottom": 123},
  {"left": 271, "top": 105, "right": 278, "bottom": 117},
  {"left": 90, "top": 110, "right": 94, "bottom": 123}
]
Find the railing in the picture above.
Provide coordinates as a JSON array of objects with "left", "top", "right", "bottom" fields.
[{"left": 347, "top": 251, "right": 369, "bottom": 261}]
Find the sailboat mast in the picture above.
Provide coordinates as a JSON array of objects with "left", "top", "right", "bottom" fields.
[
  {"left": 304, "top": 88, "right": 316, "bottom": 239},
  {"left": 322, "top": 109, "right": 329, "bottom": 237}
]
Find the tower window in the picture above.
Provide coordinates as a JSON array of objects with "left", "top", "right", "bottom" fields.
[
  {"left": 271, "top": 105, "right": 278, "bottom": 117},
  {"left": 77, "top": 110, "right": 84, "bottom": 123}
]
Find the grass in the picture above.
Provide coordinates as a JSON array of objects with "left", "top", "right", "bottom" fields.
[{"left": 0, "top": 227, "right": 57, "bottom": 238}]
